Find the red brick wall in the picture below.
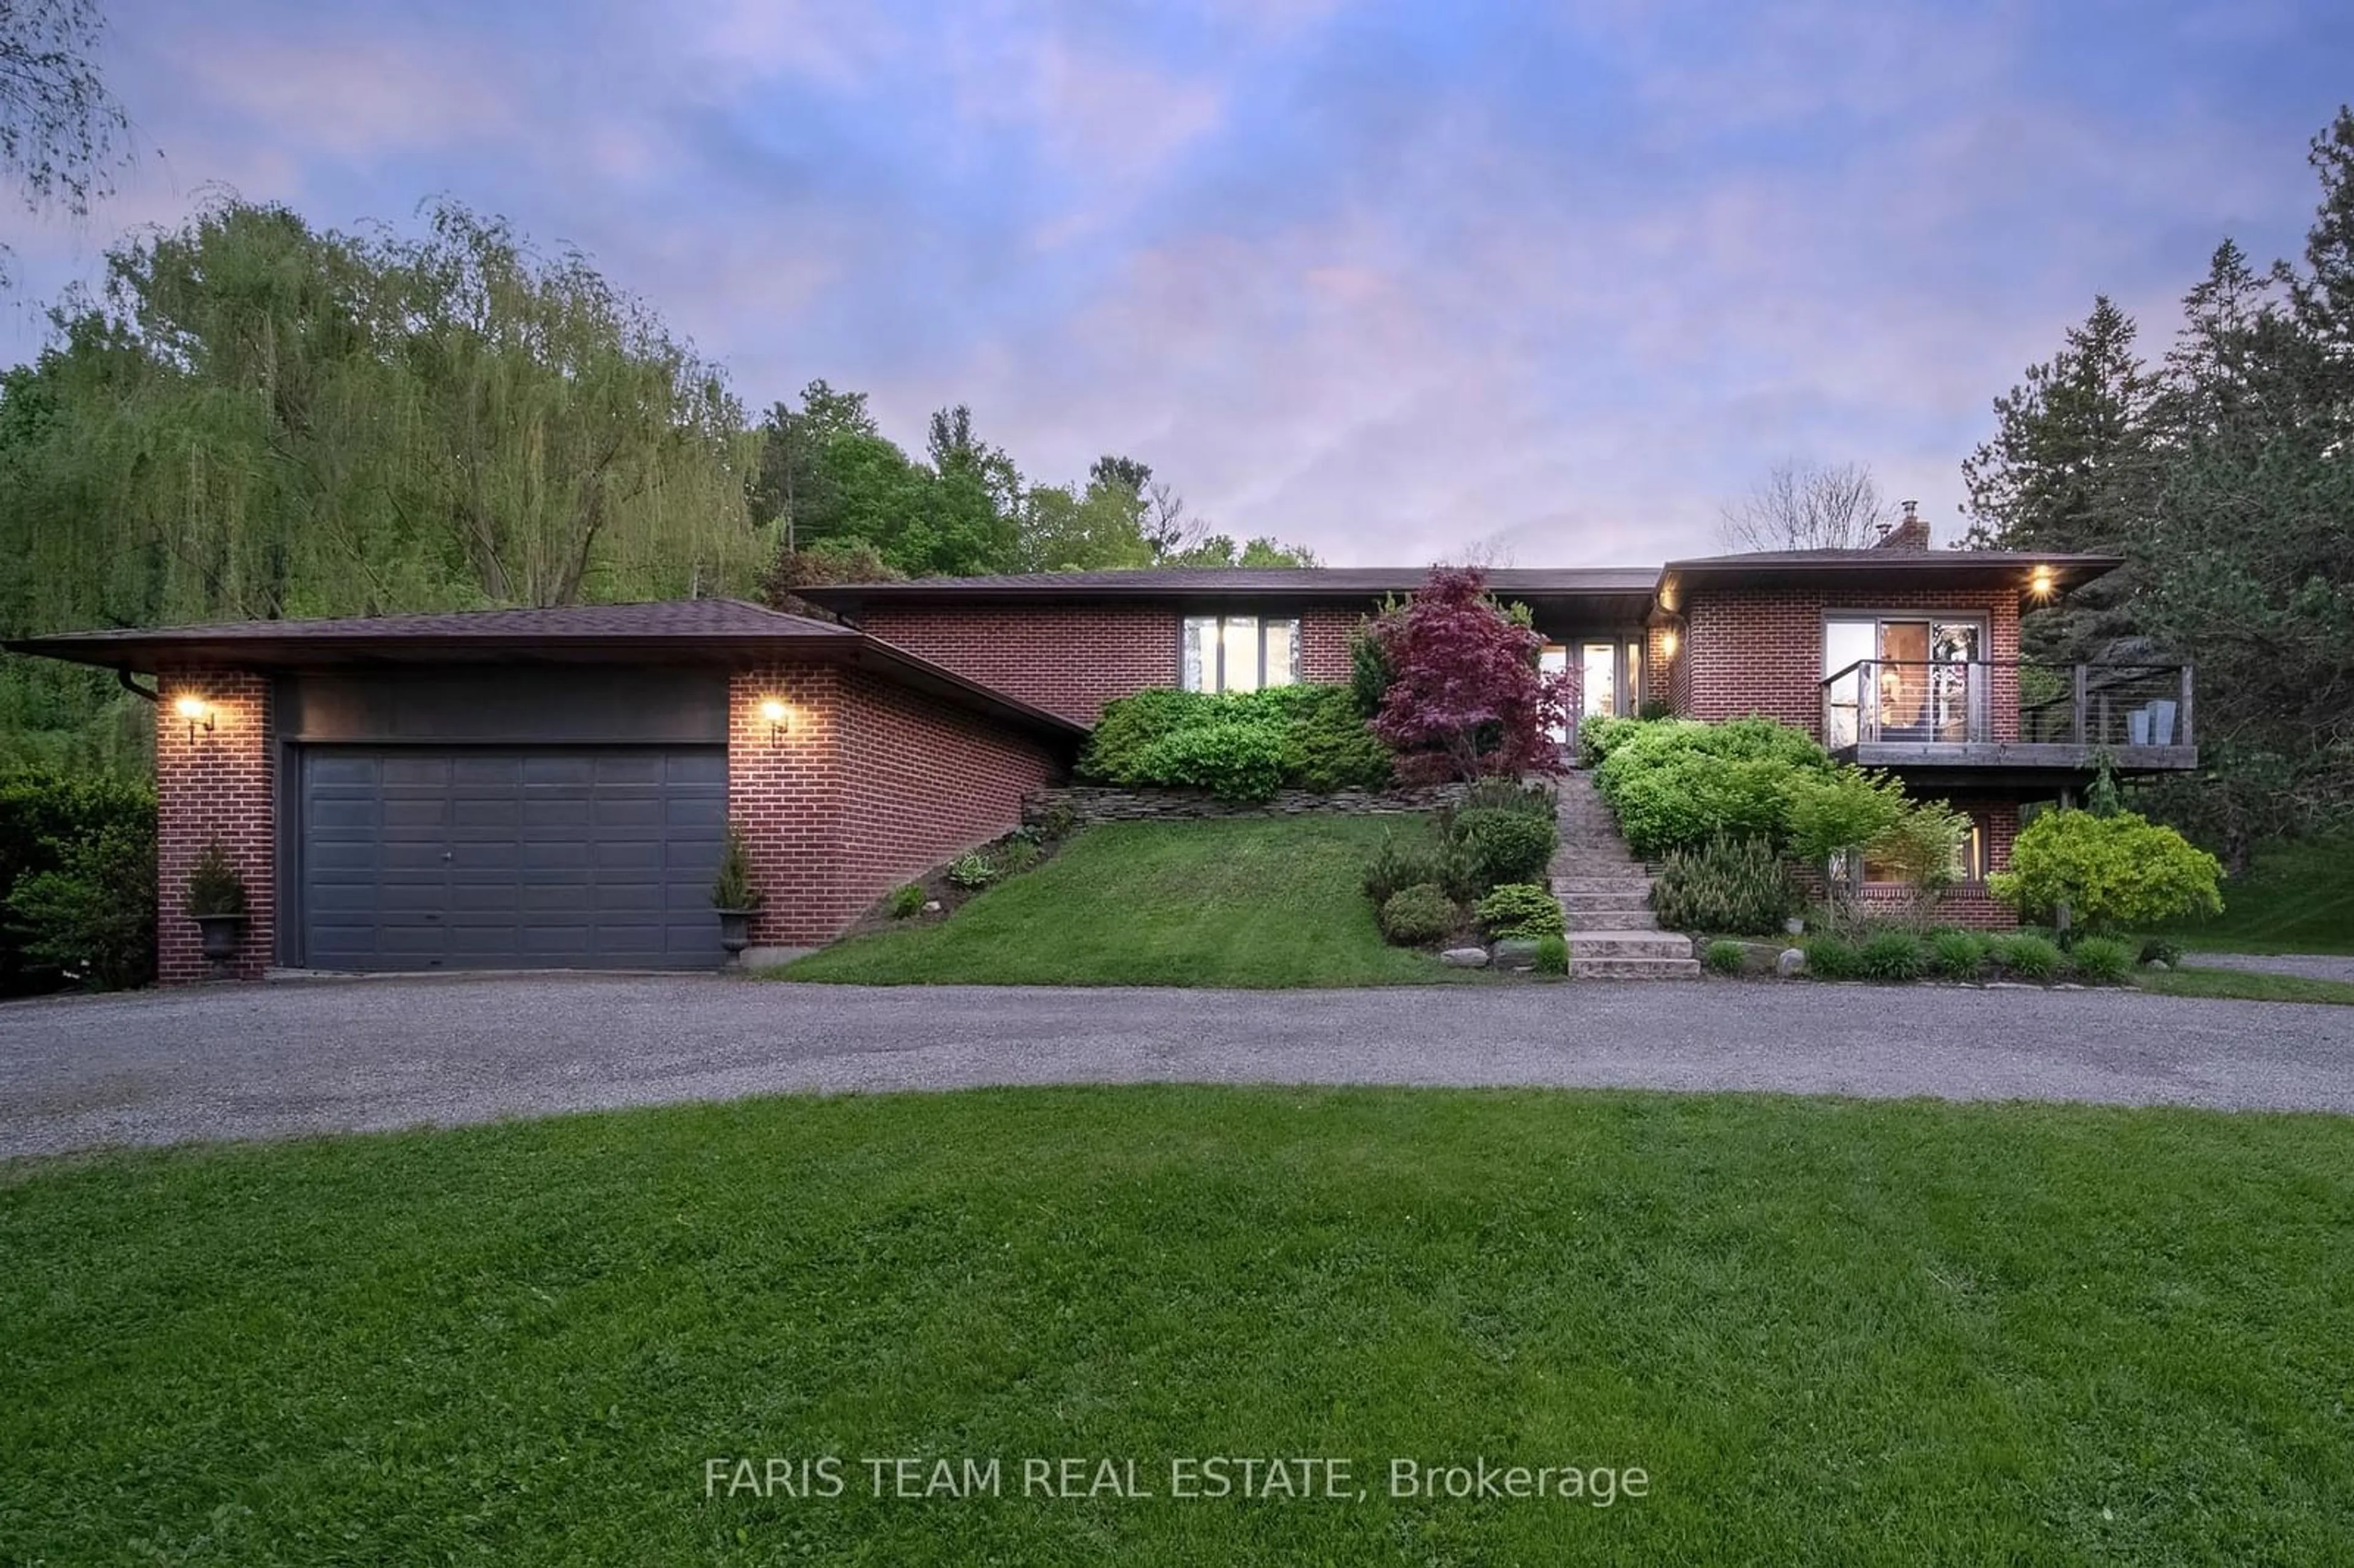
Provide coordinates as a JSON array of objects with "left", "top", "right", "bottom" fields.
[
  {"left": 858, "top": 606, "right": 1179, "bottom": 723},
  {"left": 1299, "top": 609, "right": 1357, "bottom": 683},
  {"left": 858, "top": 604, "right": 1360, "bottom": 721},
  {"left": 726, "top": 664, "right": 1062, "bottom": 946},
  {"left": 155, "top": 667, "right": 274, "bottom": 983},
  {"left": 1683, "top": 586, "right": 2021, "bottom": 742}
]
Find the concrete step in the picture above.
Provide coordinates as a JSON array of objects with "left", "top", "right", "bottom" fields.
[
  {"left": 1566, "top": 931, "right": 1696, "bottom": 961},
  {"left": 1571, "top": 956, "right": 1704, "bottom": 980},
  {"left": 1556, "top": 907, "right": 1659, "bottom": 930},
  {"left": 1553, "top": 875, "right": 1653, "bottom": 895}
]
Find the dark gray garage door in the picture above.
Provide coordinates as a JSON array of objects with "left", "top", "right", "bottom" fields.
[{"left": 299, "top": 747, "right": 728, "bottom": 971}]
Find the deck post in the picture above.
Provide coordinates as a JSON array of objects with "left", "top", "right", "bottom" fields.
[
  {"left": 2179, "top": 665, "right": 2195, "bottom": 750},
  {"left": 2072, "top": 665, "right": 2087, "bottom": 746}
]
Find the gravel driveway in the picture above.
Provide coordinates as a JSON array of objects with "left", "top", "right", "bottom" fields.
[{"left": 4, "top": 975, "right": 2353, "bottom": 1158}]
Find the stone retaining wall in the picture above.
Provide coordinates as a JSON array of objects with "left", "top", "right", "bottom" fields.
[{"left": 1023, "top": 782, "right": 1471, "bottom": 826}]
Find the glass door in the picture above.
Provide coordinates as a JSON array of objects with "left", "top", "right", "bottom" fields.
[{"left": 1539, "top": 644, "right": 1569, "bottom": 744}]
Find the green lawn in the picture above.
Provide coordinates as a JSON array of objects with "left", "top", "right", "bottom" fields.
[
  {"left": 778, "top": 816, "right": 1461, "bottom": 987},
  {"left": 2135, "top": 964, "right": 2354, "bottom": 1007},
  {"left": 5, "top": 1088, "right": 2351, "bottom": 1564},
  {"left": 2156, "top": 831, "right": 2354, "bottom": 954}
]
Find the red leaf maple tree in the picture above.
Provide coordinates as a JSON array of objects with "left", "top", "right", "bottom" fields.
[{"left": 1369, "top": 566, "right": 1574, "bottom": 783}]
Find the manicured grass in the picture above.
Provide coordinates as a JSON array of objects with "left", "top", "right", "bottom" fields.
[
  {"left": 2156, "top": 831, "right": 2354, "bottom": 954},
  {"left": 5, "top": 1088, "right": 2352, "bottom": 1564},
  {"left": 778, "top": 816, "right": 1461, "bottom": 987},
  {"left": 2135, "top": 964, "right": 2354, "bottom": 1007}
]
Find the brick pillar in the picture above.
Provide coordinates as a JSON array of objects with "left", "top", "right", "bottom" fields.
[
  {"left": 727, "top": 664, "right": 845, "bottom": 951},
  {"left": 155, "top": 668, "right": 274, "bottom": 983}
]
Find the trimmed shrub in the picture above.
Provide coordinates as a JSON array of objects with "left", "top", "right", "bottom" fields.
[
  {"left": 1591, "top": 717, "right": 1834, "bottom": 858},
  {"left": 1989, "top": 809, "right": 2225, "bottom": 931},
  {"left": 1857, "top": 929, "right": 1929, "bottom": 982},
  {"left": 886, "top": 883, "right": 926, "bottom": 919},
  {"left": 1576, "top": 713, "right": 1644, "bottom": 769},
  {"left": 2069, "top": 935, "right": 2134, "bottom": 984},
  {"left": 1989, "top": 933, "right": 2063, "bottom": 981},
  {"left": 946, "top": 853, "right": 997, "bottom": 891},
  {"left": 1533, "top": 934, "right": 1569, "bottom": 976},
  {"left": 185, "top": 839, "right": 247, "bottom": 918},
  {"left": 1130, "top": 720, "right": 1294, "bottom": 802},
  {"left": 2138, "top": 937, "right": 2183, "bottom": 968},
  {"left": 1379, "top": 883, "right": 1457, "bottom": 946},
  {"left": 1080, "top": 685, "right": 1392, "bottom": 799},
  {"left": 1364, "top": 828, "right": 1474, "bottom": 907},
  {"left": 1930, "top": 930, "right": 1987, "bottom": 980},
  {"left": 1703, "top": 938, "right": 1747, "bottom": 975},
  {"left": 1800, "top": 934, "right": 1860, "bottom": 980},
  {"left": 710, "top": 827, "right": 760, "bottom": 911},
  {"left": 1448, "top": 807, "right": 1557, "bottom": 893},
  {"left": 1651, "top": 835, "right": 1800, "bottom": 936},
  {"left": 1474, "top": 883, "right": 1566, "bottom": 940}
]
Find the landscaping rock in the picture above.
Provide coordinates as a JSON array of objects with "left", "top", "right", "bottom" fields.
[
  {"left": 1441, "top": 947, "right": 1491, "bottom": 969},
  {"left": 2146, "top": 959, "right": 2170, "bottom": 972},
  {"left": 921, "top": 900, "right": 943, "bottom": 914},
  {"left": 1777, "top": 948, "right": 1807, "bottom": 978},
  {"left": 1490, "top": 938, "right": 1541, "bottom": 970}
]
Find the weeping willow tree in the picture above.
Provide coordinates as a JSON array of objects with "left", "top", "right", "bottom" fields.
[{"left": 0, "top": 195, "right": 769, "bottom": 769}]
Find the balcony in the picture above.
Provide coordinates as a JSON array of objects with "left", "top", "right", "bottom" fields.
[{"left": 1820, "top": 660, "right": 2198, "bottom": 782}]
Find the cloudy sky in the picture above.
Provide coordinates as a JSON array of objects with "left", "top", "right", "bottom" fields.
[{"left": 5, "top": 0, "right": 2348, "bottom": 565}]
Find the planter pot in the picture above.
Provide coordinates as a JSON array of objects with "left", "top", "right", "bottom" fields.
[
  {"left": 1783, "top": 917, "right": 1806, "bottom": 936},
  {"left": 193, "top": 913, "right": 245, "bottom": 963},
  {"left": 2148, "top": 698, "right": 2177, "bottom": 746},
  {"left": 715, "top": 908, "right": 755, "bottom": 957},
  {"left": 2129, "top": 707, "right": 2152, "bottom": 747}
]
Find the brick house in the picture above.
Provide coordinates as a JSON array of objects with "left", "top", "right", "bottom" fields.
[{"left": 7, "top": 537, "right": 2193, "bottom": 979}]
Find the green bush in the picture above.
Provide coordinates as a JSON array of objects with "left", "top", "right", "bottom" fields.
[
  {"left": 997, "top": 839, "right": 1043, "bottom": 875},
  {"left": 1575, "top": 713, "right": 1643, "bottom": 768},
  {"left": 1448, "top": 807, "right": 1557, "bottom": 892},
  {"left": 2, "top": 816, "right": 157, "bottom": 992},
  {"left": 1930, "top": 930, "right": 1987, "bottom": 980},
  {"left": 1277, "top": 683, "right": 1395, "bottom": 792},
  {"left": 1129, "top": 720, "right": 1294, "bottom": 802},
  {"left": 1379, "top": 883, "right": 1458, "bottom": 946},
  {"left": 1989, "top": 933, "right": 2063, "bottom": 981},
  {"left": 1534, "top": 934, "right": 1569, "bottom": 975},
  {"left": 1591, "top": 717, "right": 1834, "bottom": 858},
  {"left": 1473, "top": 883, "right": 1565, "bottom": 940},
  {"left": 886, "top": 883, "right": 926, "bottom": 919},
  {"left": 1, "top": 768, "right": 158, "bottom": 995},
  {"left": 2138, "top": 937, "right": 2183, "bottom": 968},
  {"left": 1080, "top": 685, "right": 1391, "bottom": 799},
  {"left": 1989, "top": 810, "right": 2225, "bottom": 931},
  {"left": 1800, "top": 934, "right": 1860, "bottom": 980},
  {"left": 1363, "top": 828, "right": 1475, "bottom": 907},
  {"left": 1703, "top": 938, "right": 1747, "bottom": 975},
  {"left": 1857, "top": 929, "right": 1929, "bottom": 981},
  {"left": 1651, "top": 835, "right": 1799, "bottom": 935},
  {"left": 2069, "top": 935, "right": 2134, "bottom": 984},
  {"left": 946, "top": 853, "right": 997, "bottom": 891}
]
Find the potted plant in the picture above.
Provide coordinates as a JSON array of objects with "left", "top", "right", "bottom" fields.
[
  {"left": 711, "top": 826, "right": 762, "bottom": 958},
  {"left": 185, "top": 840, "right": 247, "bottom": 964}
]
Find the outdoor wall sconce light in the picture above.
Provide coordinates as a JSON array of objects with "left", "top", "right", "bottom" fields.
[
  {"left": 2028, "top": 566, "right": 2056, "bottom": 599},
  {"left": 1659, "top": 630, "right": 1679, "bottom": 659},
  {"left": 758, "top": 698, "right": 791, "bottom": 741},
  {"left": 174, "top": 695, "right": 215, "bottom": 743}
]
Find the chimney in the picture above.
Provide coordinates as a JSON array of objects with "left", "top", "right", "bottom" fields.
[{"left": 1875, "top": 498, "right": 1930, "bottom": 552}]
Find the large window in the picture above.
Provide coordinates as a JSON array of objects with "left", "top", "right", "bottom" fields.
[
  {"left": 1859, "top": 816, "right": 1987, "bottom": 885},
  {"left": 1182, "top": 615, "right": 1301, "bottom": 693},
  {"left": 1823, "top": 615, "right": 1986, "bottom": 747}
]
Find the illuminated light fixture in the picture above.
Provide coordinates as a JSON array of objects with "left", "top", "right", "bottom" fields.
[
  {"left": 2028, "top": 565, "right": 2056, "bottom": 599},
  {"left": 173, "top": 695, "right": 215, "bottom": 742},
  {"left": 758, "top": 698, "right": 791, "bottom": 740},
  {"left": 1660, "top": 630, "right": 1680, "bottom": 659}
]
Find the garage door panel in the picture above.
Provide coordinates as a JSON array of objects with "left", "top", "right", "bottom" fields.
[{"left": 300, "top": 745, "right": 726, "bottom": 972}]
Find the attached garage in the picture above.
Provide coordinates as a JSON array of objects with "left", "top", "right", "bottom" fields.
[
  {"left": 297, "top": 746, "right": 727, "bottom": 972},
  {"left": 6, "top": 598, "right": 1084, "bottom": 984}
]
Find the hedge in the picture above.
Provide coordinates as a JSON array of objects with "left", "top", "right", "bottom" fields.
[{"left": 1078, "top": 685, "right": 1393, "bottom": 801}]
